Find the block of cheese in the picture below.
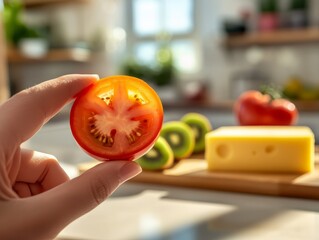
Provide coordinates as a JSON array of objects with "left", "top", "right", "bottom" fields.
[{"left": 205, "top": 126, "right": 314, "bottom": 173}]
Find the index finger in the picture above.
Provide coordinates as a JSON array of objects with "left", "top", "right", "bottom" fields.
[{"left": 0, "top": 74, "right": 98, "bottom": 149}]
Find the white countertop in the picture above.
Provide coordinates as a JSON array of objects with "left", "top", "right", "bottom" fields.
[
  {"left": 57, "top": 182, "right": 319, "bottom": 240},
  {"left": 24, "top": 121, "right": 319, "bottom": 240}
]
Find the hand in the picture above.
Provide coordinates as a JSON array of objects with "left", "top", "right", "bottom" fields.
[{"left": 0, "top": 74, "right": 142, "bottom": 240}]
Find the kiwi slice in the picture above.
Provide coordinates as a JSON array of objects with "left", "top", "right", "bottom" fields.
[
  {"left": 136, "top": 136, "right": 174, "bottom": 171},
  {"left": 181, "top": 113, "right": 212, "bottom": 153},
  {"left": 160, "top": 121, "right": 195, "bottom": 159}
]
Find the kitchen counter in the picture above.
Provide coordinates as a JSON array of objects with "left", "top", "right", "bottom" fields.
[
  {"left": 162, "top": 105, "right": 319, "bottom": 143},
  {"left": 58, "top": 182, "right": 319, "bottom": 240},
  {"left": 162, "top": 99, "right": 319, "bottom": 112},
  {"left": 24, "top": 121, "right": 319, "bottom": 240}
]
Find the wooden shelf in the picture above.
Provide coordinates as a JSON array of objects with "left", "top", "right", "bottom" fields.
[
  {"left": 7, "top": 48, "right": 91, "bottom": 63},
  {"left": 20, "top": 0, "right": 89, "bottom": 7},
  {"left": 224, "top": 28, "right": 319, "bottom": 48}
]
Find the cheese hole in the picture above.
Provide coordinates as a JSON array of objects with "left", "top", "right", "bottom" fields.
[
  {"left": 216, "top": 144, "right": 230, "bottom": 159},
  {"left": 265, "top": 145, "right": 274, "bottom": 154}
]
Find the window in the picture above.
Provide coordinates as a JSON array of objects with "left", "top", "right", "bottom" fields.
[{"left": 127, "top": 0, "right": 199, "bottom": 74}]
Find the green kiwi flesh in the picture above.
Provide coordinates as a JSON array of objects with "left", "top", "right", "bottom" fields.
[
  {"left": 160, "top": 121, "right": 195, "bottom": 159},
  {"left": 181, "top": 113, "right": 212, "bottom": 153},
  {"left": 135, "top": 136, "right": 174, "bottom": 170}
]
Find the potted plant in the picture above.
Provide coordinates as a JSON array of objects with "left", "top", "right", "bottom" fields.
[
  {"left": 288, "top": 0, "right": 309, "bottom": 28},
  {"left": 4, "top": 0, "right": 48, "bottom": 57},
  {"left": 258, "top": 0, "right": 279, "bottom": 31}
]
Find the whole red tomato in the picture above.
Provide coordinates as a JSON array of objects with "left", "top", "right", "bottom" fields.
[{"left": 234, "top": 90, "right": 298, "bottom": 126}]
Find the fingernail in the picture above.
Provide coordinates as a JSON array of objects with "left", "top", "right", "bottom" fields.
[
  {"left": 119, "top": 161, "right": 142, "bottom": 182},
  {"left": 90, "top": 74, "right": 100, "bottom": 80}
]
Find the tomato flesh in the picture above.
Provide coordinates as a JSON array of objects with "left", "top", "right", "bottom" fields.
[{"left": 70, "top": 75, "right": 164, "bottom": 161}]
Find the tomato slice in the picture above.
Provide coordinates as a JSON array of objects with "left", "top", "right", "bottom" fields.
[{"left": 70, "top": 75, "right": 164, "bottom": 161}]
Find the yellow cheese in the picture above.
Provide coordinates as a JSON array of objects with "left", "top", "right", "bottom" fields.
[{"left": 205, "top": 126, "right": 315, "bottom": 173}]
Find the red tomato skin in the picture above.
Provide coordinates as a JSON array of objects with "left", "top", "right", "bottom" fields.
[
  {"left": 76, "top": 131, "right": 160, "bottom": 161},
  {"left": 234, "top": 90, "right": 298, "bottom": 126},
  {"left": 70, "top": 75, "right": 164, "bottom": 161}
]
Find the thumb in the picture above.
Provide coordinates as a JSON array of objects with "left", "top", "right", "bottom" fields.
[{"left": 29, "top": 161, "right": 141, "bottom": 238}]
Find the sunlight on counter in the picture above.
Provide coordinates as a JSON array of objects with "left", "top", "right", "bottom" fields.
[{"left": 56, "top": 183, "right": 319, "bottom": 240}]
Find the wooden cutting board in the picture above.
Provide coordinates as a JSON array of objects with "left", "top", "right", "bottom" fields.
[{"left": 78, "top": 150, "right": 319, "bottom": 200}]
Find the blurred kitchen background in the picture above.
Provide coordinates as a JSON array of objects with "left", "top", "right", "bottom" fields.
[{"left": 1, "top": 0, "right": 319, "bottom": 139}]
